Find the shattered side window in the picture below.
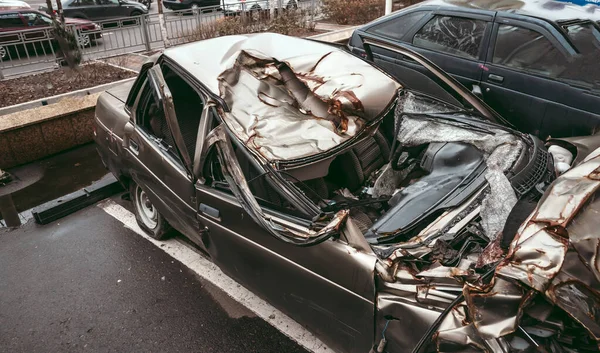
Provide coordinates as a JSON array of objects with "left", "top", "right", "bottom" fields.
[
  {"left": 367, "top": 11, "right": 428, "bottom": 41},
  {"left": 413, "top": 15, "right": 486, "bottom": 60}
]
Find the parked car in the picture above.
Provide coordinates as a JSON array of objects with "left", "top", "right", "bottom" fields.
[
  {"left": 349, "top": 0, "right": 600, "bottom": 140},
  {"left": 0, "top": 8, "right": 101, "bottom": 61},
  {"left": 0, "top": 0, "right": 31, "bottom": 9},
  {"left": 94, "top": 33, "right": 600, "bottom": 353},
  {"left": 222, "top": 0, "right": 298, "bottom": 17},
  {"left": 162, "top": 0, "right": 218, "bottom": 11},
  {"left": 39, "top": 0, "right": 148, "bottom": 21}
]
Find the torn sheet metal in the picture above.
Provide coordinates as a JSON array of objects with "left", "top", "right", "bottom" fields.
[
  {"left": 396, "top": 114, "right": 523, "bottom": 240},
  {"left": 210, "top": 34, "right": 400, "bottom": 162},
  {"left": 433, "top": 154, "right": 600, "bottom": 351},
  {"left": 206, "top": 124, "right": 348, "bottom": 245}
]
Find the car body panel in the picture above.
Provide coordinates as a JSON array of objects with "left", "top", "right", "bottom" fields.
[
  {"left": 94, "top": 34, "right": 600, "bottom": 353},
  {"left": 40, "top": 0, "right": 147, "bottom": 20},
  {"left": 194, "top": 182, "right": 378, "bottom": 353},
  {"left": 163, "top": 0, "right": 219, "bottom": 10}
]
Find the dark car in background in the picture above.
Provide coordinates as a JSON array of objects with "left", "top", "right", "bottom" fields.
[
  {"left": 39, "top": 0, "right": 148, "bottom": 21},
  {"left": 162, "top": 0, "right": 218, "bottom": 11},
  {"left": 0, "top": 8, "right": 100, "bottom": 60},
  {"left": 349, "top": 0, "right": 600, "bottom": 139}
]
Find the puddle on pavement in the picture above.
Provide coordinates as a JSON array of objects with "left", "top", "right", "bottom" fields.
[{"left": 3, "top": 143, "right": 109, "bottom": 216}]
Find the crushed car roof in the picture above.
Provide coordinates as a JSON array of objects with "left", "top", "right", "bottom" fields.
[{"left": 164, "top": 33, "right": 401, "bottom": 162}]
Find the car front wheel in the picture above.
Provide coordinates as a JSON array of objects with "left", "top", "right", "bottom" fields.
[
  {"left": 77, "top": 33, "right": 91, "bottom": 47},
  {"left": 131, "top": 182, "right": 171, "bottom": 240}
]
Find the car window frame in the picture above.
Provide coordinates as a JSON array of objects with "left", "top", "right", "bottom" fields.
[
  {"left": 131, "top": 76, "right": 190, "bottom": 177},
  {"left": 125, "top": 59, "right": 157, "bottom": 115},
  {"left": 410, "top": 11, "right": 493, "bottom": 62},
  {"left": 486, "top": 17, "right": 573, "bottom": 80},
  {"left": 364, "top": 9, "right": 431, "bottom": 43},
  {"left": 200, "top": 124, "right": 345, "bottom": 246},
  {"left": 0, "top": 11, "right": 26, "bottom": 28},
  {"left": 20, "top": 11, "right": 52, "bottom": 26}
]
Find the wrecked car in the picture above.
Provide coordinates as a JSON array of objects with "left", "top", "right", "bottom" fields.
[{"left": 93, "top": 33, "right": 600, "bottom": 353}]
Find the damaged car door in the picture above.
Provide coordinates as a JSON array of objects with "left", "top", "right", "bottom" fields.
[
  {"left": 193, "top": 123, "right": 378, "bottom": 353},
  {"left": 123, "top": 63, "right": 203, "bottom": 245}
]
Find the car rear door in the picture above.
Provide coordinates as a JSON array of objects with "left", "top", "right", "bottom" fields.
[
  {"left": 193, "top": 131, "right": 378, "bottom": 353},
  {"left": 123, "top": 63, "right": 206, "bottom": 248},
  {"left": 71, "top": 0, "right": 105, "bottom": 20},
  {"left": 95, "top": 0, "right": 124, "bottom": 19},
  {"left": 480, "top": 16, "right": 600, "bottom": 138}
]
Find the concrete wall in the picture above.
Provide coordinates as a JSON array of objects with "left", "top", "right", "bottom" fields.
[{"left": 0, "top": 95, "right": 99, "bottom": 169}]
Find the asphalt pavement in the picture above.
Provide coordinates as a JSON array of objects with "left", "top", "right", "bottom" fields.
[{"left": 0, "top": 196, "right": 311, "bottom": 353}]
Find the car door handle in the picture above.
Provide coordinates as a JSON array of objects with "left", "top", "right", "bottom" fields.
[
  {"left": 488, "top": 74, "right": 504, "bottom": 83},
  {"left": 199, "top": 203, "right": 220, "bottom": 221}
]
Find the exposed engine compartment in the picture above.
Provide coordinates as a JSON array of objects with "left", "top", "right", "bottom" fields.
[
  {"left": 285, "top": 90, "right": 598, "bottom": 353},
  {"left": 314, "top": 91, "right": 553, "bottom": 253}
]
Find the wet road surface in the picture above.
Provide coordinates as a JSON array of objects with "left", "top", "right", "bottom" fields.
[{"left": 0, "top": 196, "right": 310, "bottom": 353}]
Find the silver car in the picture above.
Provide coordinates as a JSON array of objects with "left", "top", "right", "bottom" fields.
[{"left": 93, "top": 33, "right": 600, "bottom": 353}]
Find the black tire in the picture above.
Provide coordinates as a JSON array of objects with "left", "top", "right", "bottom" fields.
[
  {"left": 130, "top": 10, "right": 142, "bottom": 16},
  {"left": 130, "top": 182, "right": 171, "bottom": 240}
]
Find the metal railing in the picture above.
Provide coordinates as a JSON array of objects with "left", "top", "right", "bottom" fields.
[{"left": 0, "top": 0, "right": 320, "bottom": 78}]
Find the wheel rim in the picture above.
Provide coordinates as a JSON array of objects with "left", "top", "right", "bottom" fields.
[
  {"left": 0, "top": 46, "right": 6, "bottom": 59},
  {"left": 136, "top": 186, "right": 158, "bottom": 229},
  {"left": 78, "top": 34, "right": 90, "bottom": 47}
]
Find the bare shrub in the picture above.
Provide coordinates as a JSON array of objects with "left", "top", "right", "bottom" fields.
[
  {"left": 322, "top": 0, "right": 385, "bottom": 25},
  {"left": 184, "top": 8, "right": 316, "bottom": 43}
]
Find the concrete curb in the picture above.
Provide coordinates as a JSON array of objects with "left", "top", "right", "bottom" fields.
[
  {"left": 0, "top": 77, "right": 136, "bottom": 117},
  {"left": 32, "top": 174, "right": 124, "bottom": 225}
]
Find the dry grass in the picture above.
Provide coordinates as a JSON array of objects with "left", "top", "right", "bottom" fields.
[
  {"left": 321, "top": 0, "right": 385, "bottom": 25},
  {"left": 180, "top": 8, "right": 317, "bottom": 44},
  {"left": 0, "top": 62, "right": 136, "bottom": 108}
]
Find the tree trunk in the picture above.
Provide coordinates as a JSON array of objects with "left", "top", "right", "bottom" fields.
[{"left": 156, "top": 0, "right": 171, "bottom": 47}]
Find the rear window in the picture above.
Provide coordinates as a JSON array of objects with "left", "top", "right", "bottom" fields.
[
  {"left": 412, "top": 15, "right": 486, "bottom": 60},
  {"left": 367, "top": 11, "right": 427, "bottom": 41}
]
